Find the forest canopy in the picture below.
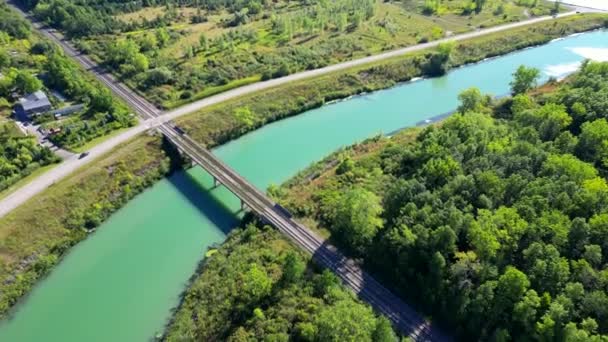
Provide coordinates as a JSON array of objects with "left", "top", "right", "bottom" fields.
[
  {"left": 277, "top": 61, "right": 608, "bottom": 341},
  {"left": 164, "top": 225, "right": 398, "bottom": 341}
]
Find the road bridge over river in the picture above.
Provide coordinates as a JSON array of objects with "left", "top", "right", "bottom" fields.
[{"left": 159, "top": 123, "right": 448, "bottom": 341}]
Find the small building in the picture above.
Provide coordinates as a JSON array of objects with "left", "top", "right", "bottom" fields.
[
  {"left": 14, "top": 91, "right": 52, "bottom": 121},
  {"left": 51, "top": 104, "right": 85, "bottom": 119}
]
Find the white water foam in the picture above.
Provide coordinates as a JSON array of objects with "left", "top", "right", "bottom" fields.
[
  {"left": 544, "top": 61, "right": 582, "bottom": 77},
  {"left": 543, "top": 46, "right": 608, "bottom": 78},
  {"left": 569, "top": 47, "right": 608, "bottom": 62}
]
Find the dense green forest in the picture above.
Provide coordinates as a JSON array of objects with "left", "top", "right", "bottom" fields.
[
  {"left": 277, "top": 62, "right": 608, "bottom": 341},
  {"left": 0, "top": 3, "right": 135, "bottom": 149},
  {"left": 164, "top": 225, "right": 398, "bottom": 341},
  {"left": 16, "top": 0, "right": 554, "bottom": 107}
]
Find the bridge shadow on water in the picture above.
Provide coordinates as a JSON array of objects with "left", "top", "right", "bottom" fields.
[{"left": 166, "top": 170, "right": 241, "bottom": 235}]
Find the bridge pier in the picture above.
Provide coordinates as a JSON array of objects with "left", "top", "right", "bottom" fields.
[
  {"left": 240, "top": 199, "right": 247, "bottom": 211},
  {"left": 212, "top": 177, "right": 220, "bottom": 188}
]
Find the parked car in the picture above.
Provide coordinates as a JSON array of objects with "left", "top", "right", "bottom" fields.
[{"left": 79, "top": 152, "right": 90, "bottom": 159}]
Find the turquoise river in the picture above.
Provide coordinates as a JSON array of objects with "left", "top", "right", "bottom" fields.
[{"left": 1, "top": 30, "right": 607, "bottom": 341}]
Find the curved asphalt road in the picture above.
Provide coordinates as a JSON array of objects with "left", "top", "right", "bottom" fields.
[{"left": 0, "top": 7, "right": 594, "bottom": 219}]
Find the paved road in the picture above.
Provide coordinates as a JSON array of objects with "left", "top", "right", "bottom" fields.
[
  {"left": 160, "top": 124, "right": 449, "bottom": 340},
  {"left": 0, "top": 4, "right": 591, "bottom": 218}
]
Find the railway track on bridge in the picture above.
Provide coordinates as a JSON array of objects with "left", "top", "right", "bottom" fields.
[{"left": 159, "top": 125, "right": 448, "bottom": 341}]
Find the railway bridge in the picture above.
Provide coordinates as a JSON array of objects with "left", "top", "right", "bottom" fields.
[{"left": 159, "top": 123, "right": 447, "bottom": 341}]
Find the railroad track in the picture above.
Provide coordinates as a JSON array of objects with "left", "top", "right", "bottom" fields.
[{"left": 159, "top": 125, "right": 448, "bottom": 341}]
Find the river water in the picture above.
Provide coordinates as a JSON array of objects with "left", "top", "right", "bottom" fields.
[{"left": 1, "top": 30, "right": 606, "bottom": 341}]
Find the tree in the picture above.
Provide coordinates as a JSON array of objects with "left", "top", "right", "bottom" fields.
[
  {"left": 242, "top": 264, "right": 272, "bottom": 301},
  {"left": 475, "top": 0, "right": 486, "bottom": 13},
  {"left": 295, "top": 322, "right": 317, "bottom": 341},
  {"left": 522, "top": 242, "right": 570, "bottom": 294},
  {"left": 515, "top": 103, "right": 572, "bottom": 141},
  {"left": 511, "top": 94, "right": 535, "bottom": 116},
  {"left": 273, "top": 62, "right": 290, "bottom": 78},
  {"left": 552, "top": 0, "right": 561, "bottom": 14},
  {"left": 337, "top": 13, "right": 348, "bottom": 32},
  {"left": 89, "top": 88, "right": 113, "bottom": 112},
  {"left": 183, "top": 45, "right": 194, "bottom": 59},
  {"left": 577, "top": 118, "right": 608, "bottom": 166},
  {"left": 513, "top": 289, "right": 541, "bottom": 333},
  {"left": 281, "top": 251, "right": 305, "bottom": 284},
  {"left": 156, "top": 28, "right": 170, "bottom": 48},
  {"left": 132, "top": 53, "right": 149, "bottom": 73},
  {"left": 510, "top": 65, "right": 540, "bottom": 95},
  {"left": 457, "top": 87, "right": 487, "bottom": 113},
  {"left": 333, "top": 187, "right": 383, "bottom": 253},
  {"left": 314, "top": 269, "right": 339, "bottom": 297},
  {"left": 144, "top": 67, "right": 173, "bottom": 86},
  {"left": 315, "top": 300, "right": 378, "bottom": 341},
  {"left": 138, "top": 33, "right": 158, "bottom": 52},
  {"left": 199, "top": 33, "right": 208, "bottom": 52},
  {"left": 0, "top": 48, "right": 10, "bottom": 68},
  {"left": 14, "top": 71, "right": 42, "bottom": 93},
  {"left": 426, "top": 41, "right": 454, "bottom": 76},
  {"left": 421, "top": 156, "right": 461, "bottom": 186},
  {"left": 583, "top": 245, "right": 602, "bottom": 267},
  {"left": 234, "top": 106, "right": 255, "bottom": 127},
  {"left": 423, "top": 0, "right": 440, "bottom": 14},
  {"left": 495, "top": 267, "right": 530, "bottom": 315},
  {"left": 542, "top": 154, "right": 597, "bottom": 184},
  {"left": 372, "top": 317, "right": 398, "bottom": 342},
  {"left": 107, "top": 39, "right": 139, "bottom": 67},
  {"left": 468, "top": 207, "right": 528, "bottom": 263}
]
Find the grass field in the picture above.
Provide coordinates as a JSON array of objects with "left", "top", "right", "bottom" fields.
[{"left": 76, "top": 0, "right": 557, "bottom": 108}]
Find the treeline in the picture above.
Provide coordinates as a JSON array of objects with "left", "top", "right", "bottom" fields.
[
  {"left": 164, "top": 225, "right": 398, "bottom": 341},
  {"left": 278, "top": 62, "right": 608, "bottom": 341}
]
